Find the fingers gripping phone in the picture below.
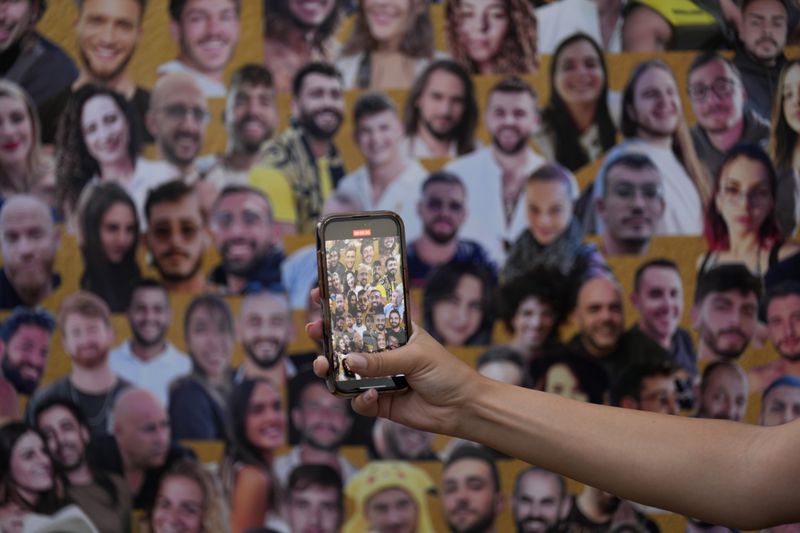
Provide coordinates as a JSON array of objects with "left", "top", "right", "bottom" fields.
[{"left": 317, "top": 212, "right": 411, "bottom": 396}]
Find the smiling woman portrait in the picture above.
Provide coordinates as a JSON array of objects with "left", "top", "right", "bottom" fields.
[{"left": 445, "top": 0, "right": 538, "bottom": 75}]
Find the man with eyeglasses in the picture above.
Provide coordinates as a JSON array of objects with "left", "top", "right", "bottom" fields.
[
  {"left": 595, "top": 152, "right": 665, "bottom": 256},
  {"left": 208, "top": 184, "right": 284, "bottom": 294},
  {"left": 144, "top": 180, "right": 210, "bottom": 293},
  {"left": 406, "top": 171, "right": 495, "bottom": 288},
  {"left": 688, "top": 52, "right": 770, "bottom": 178}
]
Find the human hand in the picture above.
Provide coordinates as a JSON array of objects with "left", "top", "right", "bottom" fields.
[{"left": 306, "top": 288, "right": 483, "bottom": 438}]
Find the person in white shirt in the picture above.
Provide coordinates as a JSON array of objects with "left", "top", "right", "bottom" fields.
[
  {"left": 537, "top": 0, "right": 623, "bottom": 54},
  {"left": 337, "top": 92, "right": 427, "bottom": 240},
  {"left": 109, "top": 279, "right": 191, "bottom": 407},
  {"left": 445, "top": 77, "right": 548, "bottom": 265}
]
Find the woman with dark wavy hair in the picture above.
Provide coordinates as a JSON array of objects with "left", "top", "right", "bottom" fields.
[
  {"left": 336, "top": 0, "right": 444, "bottom": 90},
  {"left": 536, "top": 33, "right": 617, "bottom": 172},
  {"left": 78, "top": 182, "right": 141, "bottom": 313},
  {"left": 55, "top": 84, "right": 141, "bottom": 221},
  {"left": 149, "top": 459, "right": 227, "bottom": 533},
  {"left": 444, "top": 0, "right": 538, "bottom": 75}
]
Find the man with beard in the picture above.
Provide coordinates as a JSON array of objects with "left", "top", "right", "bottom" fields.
[
  {"left": 337, "top": 92, "right": 427, "bottom": 240},
  {"left": 0, "top": 0, "right": 76, "bottom": 107},
  {"left": 0, "top": 307, "right": 54, "bottom": 396},
  {"left": 750, "top": 282, "right": 800, "bottom": 391},
  {"left": 371, "top": 293, "right": 387, "bottom": 319},
  {"left": 109, "top": 279, "right": 191, "bottom": 407},
  {"left": 445, "top": 77, "right": 547, "bottom": 264},
  {"left": 567, "top": 276, "right": 671, "bottom": 382},
  {"left": 696, "top": 360, "right": 748, "bottom": 421},
  {"left": 274, "top": 372, "right": 356, "bottom": 487},
  {"left": 692, "top": 264, "right": 761, "bottom": 362},
  {"left": 731, "top": 0, "right": 789, "bottom": 121},
  {"left": 402, "top": 59, "right": 478, "bottom": 159},
  {"left": 0, "top": 195, "right": 61, "bottom": 309},
  {"left": 441, "top": 444, "right": 504, "bottom": 533},
  {"left": 407, "top": 172, "right": 495, "bottom": 288},
  {"left": 387, "top": 309, "right": 407, "bottom": 345},
  {"left": 143, "top": 73, "right": 214, "bottom": 185},
  {"left": 380, "top": 256, "right": 400, "bottom": 296},
  {"left": 236, "top": 290, "right": 295, "bottom": 388},
  {"left": 286, "top": 465, "right": 345, "bottom": 533},
  {"left": 252, "top": 61, "right": 346, "bottom": 234},
  {"left": 631, "top": 259, "right": 698, "bottom": 378},
  {"left": 157, "top": 0, "right": 241, "bottom": 98},
  {"left": 26, "top": 292, "right": 130, "bottom": 439},
  {"left": 89, "top": 387, "right": 194, "bottom": 510},
  {"left": 552, "top": 485, "right": 647, "bottom": 533},
  {"left": 595, "top": 152, "right": 666, "bottom": 257},
  {"left": 144, "top": 181, "right": 210, "bottom": 293},
  {"left": 206, "top": 64, "right": 278, "bottom": 186},
  {"left": 371, "top": 418, "right": 439, "bottom": 460},
  {"left": 512, "top": 467, "right": 566, "bottom": 533},
  {"left": 34, "top": 398, "right": 132, "bottom": 531},
  {"left": 263, "top": 0, "right": 343, "bottom": 93},
  {"left": 209, "top": 185, "right": 284, "bottom": 294},
  {"left": 688, "top": 53, "right": 770, "bottom": 179},
  {"left": 38, "top": 0, "right": 148, "bottom": 144}
]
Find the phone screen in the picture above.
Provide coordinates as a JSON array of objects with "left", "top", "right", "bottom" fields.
[{"left": 321, "top": 215, "right": 410, "bottom": 392}]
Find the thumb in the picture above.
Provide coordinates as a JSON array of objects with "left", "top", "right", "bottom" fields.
[{"left": 345, "top": 342, "right": 417, "bottom": 378}]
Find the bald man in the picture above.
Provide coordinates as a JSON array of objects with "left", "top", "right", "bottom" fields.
[
  {"left": 141, "top": 72, "right": 215, "bottom": 186},
  {"left": 565, "top": 275, "right": 672, "bottom": 381},
  {"left": 88, "top": 387, "right": 194, "bottom": 510},
  {"left": 0, "top": 195, "right": 60, "bottom": 309}
]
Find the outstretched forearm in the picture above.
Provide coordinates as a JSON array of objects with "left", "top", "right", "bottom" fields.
[{"left": 464, "top": 378, "right": 800, "bottom": 529}]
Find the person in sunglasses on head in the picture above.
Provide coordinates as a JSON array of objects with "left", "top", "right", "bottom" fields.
[{"left": 405, "top": 171, "right": 496, "bottom": 289}]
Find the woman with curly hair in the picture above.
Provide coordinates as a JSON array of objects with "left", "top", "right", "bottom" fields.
[
  {"left": 536, "top": 33, "right": 617, "bottom": 172},
  {"left": 445, "top": 0, "right": 538, "bottom": 75},
  {"left": 54, "top": 84, "right": 142, "bottom": 221},
  {"left": 149, "top": 459, "right": 227, "bottom": 533},
  {"left": 336, "top": 0, "right": 445, "bottom": 90},
  {"left": 77, "top": 182, "right": 142, "bottom": 312},
  {"left": 0, "top": 80, "right": 55, "bottom": 208}
]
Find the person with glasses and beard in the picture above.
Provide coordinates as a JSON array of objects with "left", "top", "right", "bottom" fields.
[
  {"left": 0, "top": 307, "right": 54, "bottom": 397},
  {"left": 406, "top": 171, "right": 495, "bottom": 288},
  {"left": 251, "top": 62, "right": 347, "bottom": 234},
  {"left": 236, "top": 290, "right": 295, "bottom": 389}
]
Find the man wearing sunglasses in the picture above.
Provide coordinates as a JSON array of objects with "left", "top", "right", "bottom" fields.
[
  {"left": 687, "top": 52, "right": 770, "bottom": 178},
  {"left": 596, "top": 152, "right": 665, "bottom": 256},
  {"left": 406, "top": 171, "right": 495, "bottom": 288}
]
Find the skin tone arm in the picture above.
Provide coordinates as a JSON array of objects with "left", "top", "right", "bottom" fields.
[
  {"left": 306, "top": 290, "right": 800, "bottom": 530},
  {"left": 230, "top": 466, "right": 271, "bottom": 533}
]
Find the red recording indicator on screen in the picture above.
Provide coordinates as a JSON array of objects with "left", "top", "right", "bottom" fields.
[{"left": 353, "top": 228, "right": 372, "bottom": 237}]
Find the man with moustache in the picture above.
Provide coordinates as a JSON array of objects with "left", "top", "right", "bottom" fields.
[
  {"left": 692, "top": 264, "right": 761, "bottom": 362},
  {"left": 696, "top": 360, "right": 748, "bottom": 421},
  {"left": 158, "top": 0, "right": 241, "bottom": 98},
  {"left": 274, "top": 372, "right": 357, "bottom": 487},
  {"left": 406, "top": 171, "right": 495, "bottom": 288},
  {"left": 34, "top": 398, "right": 132, "bottom": 532},
  {"left": 512, "top": 467, "right": 566, "bottom": 533},
  {"left": 285, "top": 465, "right": 345, "bottom": 533},
  {"left": 0, "top": 0, "right": 76, "bottom": 106},
  {"left": 0, "top": 307, "right": 54, "bottom": 396},
  {"left": 26, "top": 292, "right": 130, "bottom": 439},
  {"left": 263, "top": 0, "right": 343, "bottom": 93},
  {"left": 109, "top": 279, "right": 191, "bottom": 408},
  {"left": 445, "top": 77, "right": 547, "bottom": 264},
  {"left": 403, "top": 59, "right": 479, "bottom": 159},
  {"left": 143, "top": 73, "right": 215, "bottom": 185},
  {"left": 611, "top": 360, "right": 682, "bottom": 415},
  {"left": 206, "top": 64, "right": 278, "bottom": 187},
  {"left": 595, "top": 152, "right": 666, "bottom": 257},
  {"left": 252, "top": 61, "right": 346, "bottom": 234},
  {"left": 144, "top": 181, "right": 210, "bottom": 293},
  {"left": 370, "top": 290, "right": 387, "bottom": 317},
  {"left": 441, "top": 444, "right": 504, "bottom": 533},
  {"left": 88, "top": 388, "right": 194, "bottom": 509},
  {"left": 387, "top": 309, "right": 407, "bottom": 345},
  {"left": 38, "top": 0, "right": 149, "bottom": 143},
  {"left": 688, "top": 53, "right": 770, "bottom": 178},
  {"left": 209, "top": 185, "right": 284, "bottom": 294},
  {"left": 236, "top": 290, "right": 295, "bottom": 388},
  {"left": 631, "top": 259, "right": 698, "bottom": 377},
  {"left": 748, "top": 282, "right": 800, "bottom": 391},
  {"left": 552, "top": 484, "right": 655, "bottom": 533},
  {"left": 0, "top": 195, "right": 60, "bottom": 309},
  {"left": 732, "top": 0, "right": 789, "bottom": 121}
]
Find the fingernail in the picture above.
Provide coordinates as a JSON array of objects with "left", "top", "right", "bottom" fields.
[{"left": 347, "top": 353, "right": 367, "bottom": 370}]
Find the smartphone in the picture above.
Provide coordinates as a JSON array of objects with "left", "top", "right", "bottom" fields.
[{"left": 316, "top": 211, "right": 411, "bottom": 396}]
